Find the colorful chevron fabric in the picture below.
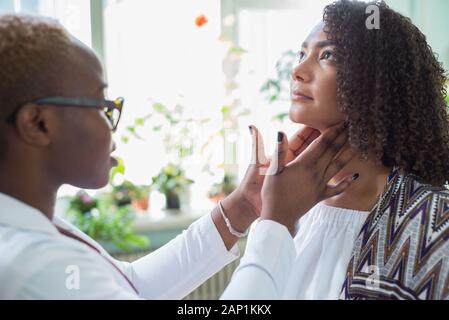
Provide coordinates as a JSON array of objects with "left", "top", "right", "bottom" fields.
[{"left": 341, "top": 167, "right": 449, "bottom": 300}]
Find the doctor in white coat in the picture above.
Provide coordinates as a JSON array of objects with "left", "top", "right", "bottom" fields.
[{"left": 0, "top": 14, "right": 357, "bottom": 299}]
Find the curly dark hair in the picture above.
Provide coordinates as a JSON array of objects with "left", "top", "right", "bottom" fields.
[{"left": 323, "top": 0, "right": 449, "bottom": 186}]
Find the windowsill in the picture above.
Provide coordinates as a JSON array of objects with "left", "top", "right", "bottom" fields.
[
  {"left": 56, "top": 196, "right": 216, "bottom": 233},
  {"left": 132, "top": 205, "right": 213, "bottom": 232}
]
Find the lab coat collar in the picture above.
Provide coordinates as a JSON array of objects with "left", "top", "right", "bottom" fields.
[{"left": 0, "top": 192, "right": 60, "bottom": 235}]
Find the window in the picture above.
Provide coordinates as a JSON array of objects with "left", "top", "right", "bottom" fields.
[
  {"left": 0, "top": 0, "right": 92, "bottom": 47},
  {"left": 102, "top": 0, "right": 226, "bottom": 209}
]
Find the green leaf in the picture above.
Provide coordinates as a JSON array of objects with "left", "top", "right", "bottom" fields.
[
  {"left": 260, "top": 81, "right": 270, "bottom": 92},
  {"left": 109, "top": 157, "right": 126, "bottom": 185},
  {"left": 269, "top": 95, "right": 278, "bottom": 103},
  {"left": 229, "top": 46, "right": 247, "bottom": 56},
  {"left": 116, "top": 158, "right": 125, "bottom": 174},
  {"left": 127, "top": 126, "right": 136, "bottom": 134},
  {"left": 121, "top": 135, "right": 129, "bottom": 144},
  {"left": 153, "top": 102, "right": 166, "bottom": 113},
  {"left": 271, "top": 112, "right": 289, "bottom": 122},
  {"left": 221, "top": 105, "right": 231, "bottom": 115},
  {"left": 135, "top": 118, "right": 146, "bottom": 126}
]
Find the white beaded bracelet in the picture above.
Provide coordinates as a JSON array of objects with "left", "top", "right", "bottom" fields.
[{"left": 218, "top": 200, "right": 249, "bottom": 238}]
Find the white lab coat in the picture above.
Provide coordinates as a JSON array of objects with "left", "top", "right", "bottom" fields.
[{"left": 0, "top": 192, "right": 295, "bottom": 300}]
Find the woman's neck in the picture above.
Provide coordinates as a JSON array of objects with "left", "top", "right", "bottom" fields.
[{"left": 323, "top": 155, "right": 392, "bottom": 212}]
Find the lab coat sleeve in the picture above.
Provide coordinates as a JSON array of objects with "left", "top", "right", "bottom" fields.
[
  {"left": 12, "top": 243, "right": 141, "bottom": 300},
  {"left": 220, "top": 220, "right": 296, "bottom": 300},
  {"left": 124, "top": 212, "right": 240, "bottom": 299}
]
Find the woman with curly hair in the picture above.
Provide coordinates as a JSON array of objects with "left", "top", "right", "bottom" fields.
[
  {"left": 322, "top": 0, "right": 449, "bottom": 300},
  {"left": 223, "top": 0, "right": 449, "bottom": 300},
  {"left": 290, "top": 0, "right": 449, "bottom": 299}
]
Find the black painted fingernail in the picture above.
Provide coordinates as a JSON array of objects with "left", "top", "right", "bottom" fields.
[
  {"left": 343, "top": 121, "right": 349, "bottom": 129},
  {"left": 277, "top": 132, "right": 283, "bottom": 143},
  {"left": 352, "top": 173, "right": 360, "bottom": 181},
  {"left": 249, "top": 126, "right": 253, "bottom": 135}
]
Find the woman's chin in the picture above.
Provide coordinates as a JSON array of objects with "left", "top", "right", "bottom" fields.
[
  {"left": 71, "top": 179, "right": 108, "bottom": 190},
  {"left": 289, "top": 106, "right": 343, "bottom": 132},
  {"left": 289, "top": 107, "right": 316, "bottom": 127},
  {"left": 69, "top": 172, "right": 110, "bottom": 190},
  {"left": 289, "top": 108, "right": 302, "bottom": 123}
]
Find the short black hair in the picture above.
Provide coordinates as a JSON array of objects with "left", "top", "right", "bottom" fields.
[{"left": 0, "top": 14, "right": 71, "bottom": 155}]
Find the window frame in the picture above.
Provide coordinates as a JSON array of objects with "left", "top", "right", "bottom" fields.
[{"left": 90, "top": 0, "right": 106, "bottom": 64}]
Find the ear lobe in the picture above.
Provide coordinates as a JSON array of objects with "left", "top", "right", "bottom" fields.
[{"left": 15, "top": 103, "right": 51, "bottom": 146}]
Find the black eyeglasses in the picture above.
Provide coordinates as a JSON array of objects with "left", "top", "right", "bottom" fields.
[{"left": 6, "top": 96, "right": 124, "bottom": 132}]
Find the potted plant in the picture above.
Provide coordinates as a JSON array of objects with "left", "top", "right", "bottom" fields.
[
  {"left": 208, "top": 174, "right": 236, "bottom": 203},
  {"left": 130, "top": 185, "right": 151, "bottom": 211},
  {"left": 65, "top": 190, "right": 150, "bottom": 252},
  {"left": 151, "top": 163, "right": 194, "bottom": 210},
  {"left": 108, "top": 157, "right": 151, "bottom": 211},
  {"left": 111, "top": 180, "right": 151, "bottom": 211}
]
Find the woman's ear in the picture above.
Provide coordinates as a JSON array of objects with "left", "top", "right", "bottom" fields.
[{"left": 15, "top": 103, "right": 52, "bottom": 146}]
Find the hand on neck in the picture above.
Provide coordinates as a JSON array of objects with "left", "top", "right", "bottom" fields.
[{"left": 323, "top": 155, "right": 391, "bottom": 212}]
